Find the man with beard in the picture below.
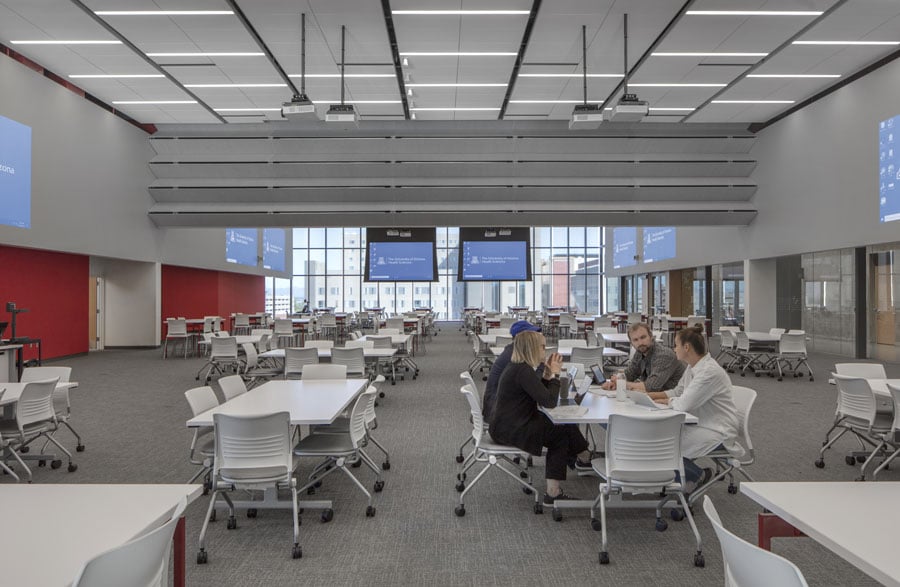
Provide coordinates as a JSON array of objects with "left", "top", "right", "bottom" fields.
[{"left": 601, "top": 322, "right": 685, "bottom": 393}]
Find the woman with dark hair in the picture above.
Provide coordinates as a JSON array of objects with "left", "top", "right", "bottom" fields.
[
  {"left": 490, "top": 330, "right": 592, "bottom": 504},
  {"left": 648, "top": 326, "right": 742, "bottom": 492}
]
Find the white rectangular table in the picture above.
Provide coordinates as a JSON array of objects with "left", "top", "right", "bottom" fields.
[
  {"left": 865, "top": 378, "right": 900, "bottom": 399},
  {"left": 0, "top": 483, "right": 202, "bottom": 587},
  {"left": 259, "top": 347, "right": 398, "bottom": 361},
  {"left": 741, "top": 481, "right": 900, "bottom": 586},
  {"left": 600, "top": 332, "right": 631, "bottom": 347},
  {"left": 0, "top": 380, "right": 78, "bottom": 406}
]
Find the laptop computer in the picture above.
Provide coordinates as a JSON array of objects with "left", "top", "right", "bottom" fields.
[{"left": 627, "top": 389, "right": 672, "bottom": 410}]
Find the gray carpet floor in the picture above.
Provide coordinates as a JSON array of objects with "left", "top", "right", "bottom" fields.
[{"left": 16, "top": 324, "right": 899, "bottom": 586}]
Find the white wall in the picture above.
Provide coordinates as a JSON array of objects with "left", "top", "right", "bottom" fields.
[
  {"left": 744, "top": 259, "right": 776, "bottom": 332},
  {"left": 95, "top": 258, "right": 160, "bottom": 347}
]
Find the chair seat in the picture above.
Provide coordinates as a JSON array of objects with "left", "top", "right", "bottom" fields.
[
  {"left": 479, "top": 434, "right": 526, "bottom": 454},
  {"left": 0, "top": 420, "right": 52, "bottom": 437},
  {"left": 591, "top": 457, "right": 678, "bottom": 485},
  {"left": 219, "top": 465, "right": 290, "bottom": 483},
  {"left": 293, "top": 433, "right": 355, "bottom": 455}
]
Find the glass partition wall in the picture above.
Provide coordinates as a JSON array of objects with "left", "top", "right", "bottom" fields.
[{"left": 270, "top": 226, "right": 605, "bottom": 320}]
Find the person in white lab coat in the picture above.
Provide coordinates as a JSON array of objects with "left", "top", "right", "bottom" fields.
[{"left": 647, "top": 325, "right": 742, "bottom": 491}]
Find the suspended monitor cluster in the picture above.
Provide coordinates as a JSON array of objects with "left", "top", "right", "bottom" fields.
[
  {"left": 364, "top": 228, "right": 438, "bottom": 282},
  {"left": 612, "top": 227, "right": 637, "bottom": 269},
  {"left": 458, "top": 227, "right": 531, "bottom": 281},
  {"left": 0, "top": 115, "right": 31, "bottom": 229},
  {"left": 643, "top": 227, "right": 676, "bottom": 264},
  {"left": 226, "top": 228, "right": 258, "bottom": 267},
  {"left": 880, "top": 114, "right": 900, "bottom": 223},
  {"left": 263, "top": 228, "right": 286, "bottom": 272}
]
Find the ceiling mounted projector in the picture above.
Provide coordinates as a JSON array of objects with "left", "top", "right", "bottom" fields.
[
  {"left": 569, "top": 103, "right": 604, "bottom": 130},
  {"left": 325, "top": 103, "right": 359, "bottom": 126},
  {"left": 609, "top": 93, "right": 648, "bottom": 122},
  {"left": 281, "top": 94, "right": 316, "bottom": 119}
]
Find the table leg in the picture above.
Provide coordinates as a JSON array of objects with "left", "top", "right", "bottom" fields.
[
  {"left": 757, "top": 511, "right": 805, "bottom": 550},
  {"left": 174, "top": 515, "right": 186, "bottom": 587}
]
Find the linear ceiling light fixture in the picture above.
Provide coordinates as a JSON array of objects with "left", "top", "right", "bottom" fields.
[
  {"left": 94, "top": 10, "right": 234, "bottom": 16},
  {"left": 112, "top": 100, "right": 198, "bottom": 104},
  {"left": 519, "top": 73, "right": 621, "bottom": 77},
  {"left": 392, "top": 10, "right": 530, "bottom": 15},
  {"left": 289, "top": 73, "right": 395, "bottom": 78},
  {"left": 11, "top": 40, "right": 121, "bottom": 44},
  {"left": 746, "top": 73, "right": 840, "bottom": 78},
  {"left": 146, "top": 52, "right": 264, "bottom": 57},
  {"left": 410, "top": 107, "right": 500, "bottom": 111},
  {"left": 187, "top": 83, "right": 286, "bottom": 88},
  {"left": 711, "top": 99, "right": 795, "bottom": 104},
  {"left": 793, "top": 40, "right": 900, "bottom": 46},
  {"left": 398, "top": 52, "right": 518, "bottom": 56},
  {"left": 652, "top": 51, "right": 768, "bottom": 57},
  {"left": 629, "top": 83, "right": 726, "bottom": 87},
  {"left": 69, "top": 74, "right": 165, "bottom": 78},
  {"left": 686, "top": 10, "right": 823, "bottom": 16},
  {"left": 406, "top": 83, "right": 507, "bottom": 87}
]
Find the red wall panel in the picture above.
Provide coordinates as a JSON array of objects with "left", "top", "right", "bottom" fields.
[
  {"left": 0, "top": 245, "right": 89, "bottom": 359},
  {"left": 217, "top": 270, "right": 265, "bottom": 318},
  {"left": 162, "top": 265, "right": 264, "bottom": 335}
]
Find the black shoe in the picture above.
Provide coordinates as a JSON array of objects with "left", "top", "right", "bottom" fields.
[
  {"left": 699, "top": 467, "right": 714, "bottom": 486},
  {"left": 543, "top": 491, "right": 578, "bottom": 505},
  {"left": 574, "top": 459, "right": 594, "bottom": 472}
]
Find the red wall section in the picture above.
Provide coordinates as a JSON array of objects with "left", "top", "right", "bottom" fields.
[
  {"left": 161, "top": 265, "right": 264, "bottom": 334},
  {"left": 217, "top": 270, "right": 265, "bottom": 318},
  {"left": 0, "top": 245, "right": 89, "bottom": 359}
]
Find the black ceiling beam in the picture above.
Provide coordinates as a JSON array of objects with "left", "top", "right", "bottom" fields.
[
  {"left": 68, "top": 0, "right": 227, "bottom": 123},
  {"left": 683, "top": 0, "right": 848, "bottom": 123},
  {"left": 380, "top": 0, "right": 410, "bottom": 120},
  {"left": 498, "top": 0, "right": 543, "bottom": 120},
  {"left": 225, "top": 0, "right": 301, "bottom": 97}
]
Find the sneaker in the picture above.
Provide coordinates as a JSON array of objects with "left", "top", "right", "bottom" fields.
[
  {"left": 699, "top": 467, "right": 714, "bottom": 486},
  {"left": 543, "top": 491, "right": 578, "bottom": 505},
  {"left": 574, "top": 459, "right": 594, "bottom": 472}
]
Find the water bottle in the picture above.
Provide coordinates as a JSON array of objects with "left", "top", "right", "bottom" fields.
[{"left": 615, "top": 369, "right": 627, "bottom": 402}]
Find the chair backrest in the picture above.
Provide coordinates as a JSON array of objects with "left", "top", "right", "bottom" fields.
[
  {"left": 730, "top": 386, "right": 757, "bottom": 461},
  {"left": 735, "top": 331, "right": 750, "bottom": 352},
  {"left": 778, "top": 332, "right": 807, "bottom": 355},
  {"left": 769, "top": 327, "right": 786, "bottom": 337},
  {"left": 273, "top": 318, "right": 294, "bottom": 336},
  {"left": 254, "top": 332, "right": 271, "bottom": 352},
  {"left": 605, "top": 412, "right": 686, "bottom": 486},
  {"left": 184, "top": 386, "right": 219, "bottom": 416},
  {"left": 460, "top": 371, "right": 479, "bottom": 403},
  {"left": 301, "top": 364, "right": 347, "bottom": 380},
  {"left": 385, "top": 317, "right": 405, "bottom": 330},
  {"left": 345, "top": 339, "right": 374, "bottom": 349},
  {"left": 72, "top": 497, "right": 188, "bottom": 587},
  {"left": 368, "top": 335, "right": 394, "bottom": 349},
  {"left": 203, "top": 316, "right": 216, "bottom": 333},
  {"left": 626, "top": 312, "right": 643, "bottom": 324},
  {"left": 564, "top": 338, "right": 588, "bottom": 348},
  {"left": 16, "top": 378, "right": 59, "bottom": 429},
  {"left": 241, "top": 342, "right": 260, "bottom": 369},
  {"left": 210, "top": 336, "right": 238, "bottom": 359},
  {"left": 702, "top": 496, "right": 809, "bottom": 587},
  {"left": 377, "top": 328, "right": 401, "bottom": 335},
  {"left": 888, "top": 384, "right": 900, "bottom": 439},
  {"left": 832, "top": 374, "right": 878, "bottom": 427},
  {"left": 835, "top": 362, "right": 887, "bottom": 379},
  {"left": 348, "top": 387, "right": 378, "bottom": 447},
  {"left": 570, "top": 347, "right": 605, "bottom": 367},
  {"left": 331, "top": 347, "right": 366, "bottom": 376},
  {"left": 719, "top": 329, "right": 735, "bottom": 350},
  {"left": 234, "top": 314, "right": 250, "bottom": 327},
  {"left": 21, "top": 366, "right": 71, "bottom": 384},
  {"left": 304, "top": 340, "right": 334, "bottom": 349},
  {"left": 284, "top": 347, "right": 319, "bottom": 378},
  {"left": 499, "top": 317, "right": 516, "bottom": 328},
  {"left": 597, "top": 326, "right": 618, "bottom": 335},
  {"left": 218, "top": 375, "right": 248, "bottom": 402},
  {"left": 460, "top": 384, "right": 485, "bottom": 446},
  {"left": 166, "top": 318, "right": 187, "bottom": 337},
  {"left": 214, "top": 411, "right": 292, "bottom": 481},
  {"left": 494, "top": 335, "right": 513, "bottom": 347}
]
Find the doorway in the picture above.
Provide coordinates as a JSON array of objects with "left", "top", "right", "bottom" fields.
[
  {"left": 870, "top": 251, "right": 896, "bottom": 359},
  {"left": 88, "top": 277, "right": 104, "bottom": 350}
]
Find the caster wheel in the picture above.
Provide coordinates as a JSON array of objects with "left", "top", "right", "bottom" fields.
[
  {"left": 656, "top": 518, "right": 668, "bottom": 531},
  {"left": 247, "top": 508, "right": 258, "bottom": 518},
  {"left": 809, "top": 377, "right": 814, "bottom": 382},
  {"left": 457, "top": 472, "right": 467, "bottom": 481},
  {"left": 534, "top": 503, "right": 543, "bottom": 515},
  {"left": 777, "top": 377, "right": 783, "bottom": 382},
  {"left": 307, "top": 487, "right": 316, "bottom": 495},
  {"left": 292, "top": 545, "right": 302, "bottom": 559},
  {"left": 591, "top": 518, "right": 602, "bottom": 531},
  {"left": 513, "top": 456, "right": 521, "bottom": 465},
  {"left": 51, "top": 460, "right": 62, "bottom": 469},
  {"left": 815, "top": 458, "right": 825, "bottom": 468},
  {"left": 20, "top": 446, "right": 29, "bottom": 454},
  {"left": 520, "top": 471, "right": 528, "bottom": 479},
  {"left": 670, "top": 509, "right": 684, "bottom": 522},
  {"left": 76, "top": 444, "right": 85, "bottom": 452},
  {"left": 455, "top": 505, "right": 466, "bottom": 517},
  {"left": 351, "top": 460, "right": 361, "bottom": 468},
  {"left": 482, "top": 376, "right": 487, "bottom": 382},
  {"left": 856, "top": 455, "right": 867, "bottom": 464},
  {"left": 456, "top": 482, "right": 465, "bottom": 492},
  {"left": 321, "top": 509, "right": 334, "bottom": 523},
  {"left": 391, "top": 381, "right": 396, "bottom": 386},
  {"left": 365, "top": 505, "right": 376, "bottom": 517},
  {"left": 379, "top": 392, "right": 385, "bottom": 398},
  {"left": 455, "top": 454, "right": 464, "bottom": 464},
  {"left": 226, "top": 516, "right": 237, "bottom": 530},
  {"left": 374, "top": 480, "right": 385, "bottom": 492},
  {"left": 209, "top": 510, "right": 217, "bottom": 522},
  {"left": 740, "top": 373, "right": 745, "bottom": 377},
  {"left": 67, "top": 463, "right": 77, "bottom": 472},
  {"left": 197, "top": 550, "right": 208, "bottom": 564},
  {"left": 523, "top": 487, "right": 533, "bottom": 495},
  {"left": 694, "top": 552, "right": 705, "bottom": 568},
  {"left": 599, "top": 551, "right": 610, "bottom": 565},
  {"left": 527, "top": 457, "right": 533, "bottom": 467},
  {"left": 314, "top": 479, "right": 323, "bottom": 487},
  {"left": 727, "top": 484, "right": 738, "bottom": 495},
  {"left": 38, "top": 460, "right": 46, "bottom": 467},
  {"left": 845, "top": 456, "right": 857, "bottom": 466},
  {"left": 552, "top": 509, "right": 563, "bottom": 522},
  {"left": 382, "top": 461, "right": 391, "bottom": 470}
]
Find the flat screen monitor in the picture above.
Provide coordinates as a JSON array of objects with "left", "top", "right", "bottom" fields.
[
  {"left": 458, "top": 227, "right": 531, "bottom": 281},
  {"left": 612, "top": 227, "right": 637, "bottom": 269},
  {"left": 364, "top": 228, "right": 437, "bottom": 282},
  {"left": 262, "top": 228, "right": 286, "bottom": 272},
  {"left": 0, "top": 115, "right": 32, "bottom": 229},
  {"left": 642, "top": 227, "right": 676, "bottom": 263},
  {"left": 226, "top": 228, "right": 258, "bottom": 267},
  {"left": 880, "top": 114, "right": 900, "bottom": 222}
]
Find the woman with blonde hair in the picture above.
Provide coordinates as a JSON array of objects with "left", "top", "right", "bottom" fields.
[{"left": 490, "top": 330, "right": 592, "bottom": 503}]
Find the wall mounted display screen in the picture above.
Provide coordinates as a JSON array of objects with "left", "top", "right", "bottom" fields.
[
  {"left": 643, "top": 227, "right": 676, "bottom": 263},
  {"left": 262, "top": 228, "right": 286, "bottom": 272},
  {"left": 458, "top": 227, "right": 531, "bottom": 281},
  {"left": 364, "top": 228, "right": 437, "bottom": 282},
  {"left": 879, "top": 114, "right": 900, "bottom": 222},
  {"left": 226, "top": 228, "right": 258, "bottom": 267},
  {"left": 612, "top": 227, "right": 637, "bottom": 269},
  {"left": 0, "top": 115, "right": 32, "bottom": 228}
]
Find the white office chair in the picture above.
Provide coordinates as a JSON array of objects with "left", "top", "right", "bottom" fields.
[
  {"left": 702, "top": 496, "right": 808, "bottom": 587},
  {"left": 273, "top": 318, "right": 296, "bottom": 348},
  {"left": 570, "top": 347, "right": 605, "bottom": 370},
  {"left": 232, "top": 313, "right": 251, "bottom": 336},
  {"left": 218, "top": 374, "right": 248, "bottom": 402},
  {"left": 312, "top": 380, "right": 392, "bottom": 470},
  {"left": 184, "top": 386, "right": 219, "bottom": 492},
  {"left": 331, "top": 346, "right": 368, "bottom": 378},
  {"left": 304, "top": 340, "right": 334, "bottom": 350},
  {"left": 198, "top": 411, "right": 301, "bottom": 563},
  {"left": 240, "top": 343, "right": 281, "bottom": 388},
  {"left": 301, "top": 364, "right": 347, "bottom": 380},
  {"left": 454, "top": 384, "right": 540, "bottom": 517},
  {"left": 590, "top": 412, "right": 704, "bottom": 567},
  {"left": 716, "top": 329, "right": 738, "bottom": 369},
  {"left": 163, "top": 318, "right": 191, "bottom": 358},
  {"left": 22, "top": 365, "right": 84, "bottom": 453},
  {"left": 455, "top": 371, "right": 483, "bottom": 465},
  {"left": 773, "top": 332, "right": 813, "bottom": 381},
  {"left": 872, "top": 383, "right": 900, "bottom": 480},
  {"left": 284, "top": 347, "right": 319, "bottom": 379},
  {"left": 197, "top": 336, "right": 241, "bottom": 383},
  {"left": 72, "top": 497, "right": 189, "bottom": 587},
  {"left": 377, "top": 328, "right": 401, "bottom": 336},
  {"left": 834, "top": 362, "right": 886, "bottom": 379},
  {"left": 345, "top": 339, "right": 374, "bottom": 349}
]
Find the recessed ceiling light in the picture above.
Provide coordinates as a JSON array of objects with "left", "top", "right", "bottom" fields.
[
  {"left": 69, "top": 74, "right": 166, "bottom": 78},
  {"left": 519, "top": 73, "right": 621, "bottom": 78},
  {"left": 94, "top": 10, "right": 234, "bottom": 16},
  {"left": 410, "top": 107, "right": 501, "bottom": 111},
  {"left": 711, "top": 100, "right": 795, "bottom": 104},
  {"left": 11, "top": 40, "right": 121, "bottom": 45},
  {"left": 686, "top": 10, "right": 823, "bottom": 16},
  {"left": 746, "top": 74, "right": 840, "bottom": 78},
  {"left": 112, "top": 100, "right": 198, "bottom": 104},
  {"left": 793, "top": 40, "right": 900, "bottom": 46},
  {"left": 652, "top": 52, "right": 768, "bottom": 57},
  {"left": 629, "top": 83, "right": 727, "bottom": 87},
  {"left": 392, "top": 10, "right": 530, "bottom": 15},
  {"left": 185, "top": 83, "right": 287, "bottom": 88},
  {"left": 146, "top": 52, "right": 264, "bottom": 57},
  {"left": 406, "top": 83, "right": 507, "bottom": 87},
  {"left": 398, "top": 52, "right": 517, "bottom": 57}
]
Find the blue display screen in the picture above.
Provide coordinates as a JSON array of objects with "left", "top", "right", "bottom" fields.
[
  {"left": 367, "top": 241, "right": 435, "bottom": 281},
  {"left": 612, "top": 227, "right": 637, "bottom": 269},
  {"left": 262, "top": 228, "right": 286, "bottom": 271},
  {"left": 226, "top": 228, "right": 258, "bottom": 266},
  {"left": 461, "top": 240, "right": 528, "bottom": 280},
  {"left": 643, "top": 227, "right": 676, "bottom": 263},
  {"left": 0, "top": 115, "right": 32, "bottom": 229},
  {"left": 879, "top": 114, "right": 900, "bottom": 222}
]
